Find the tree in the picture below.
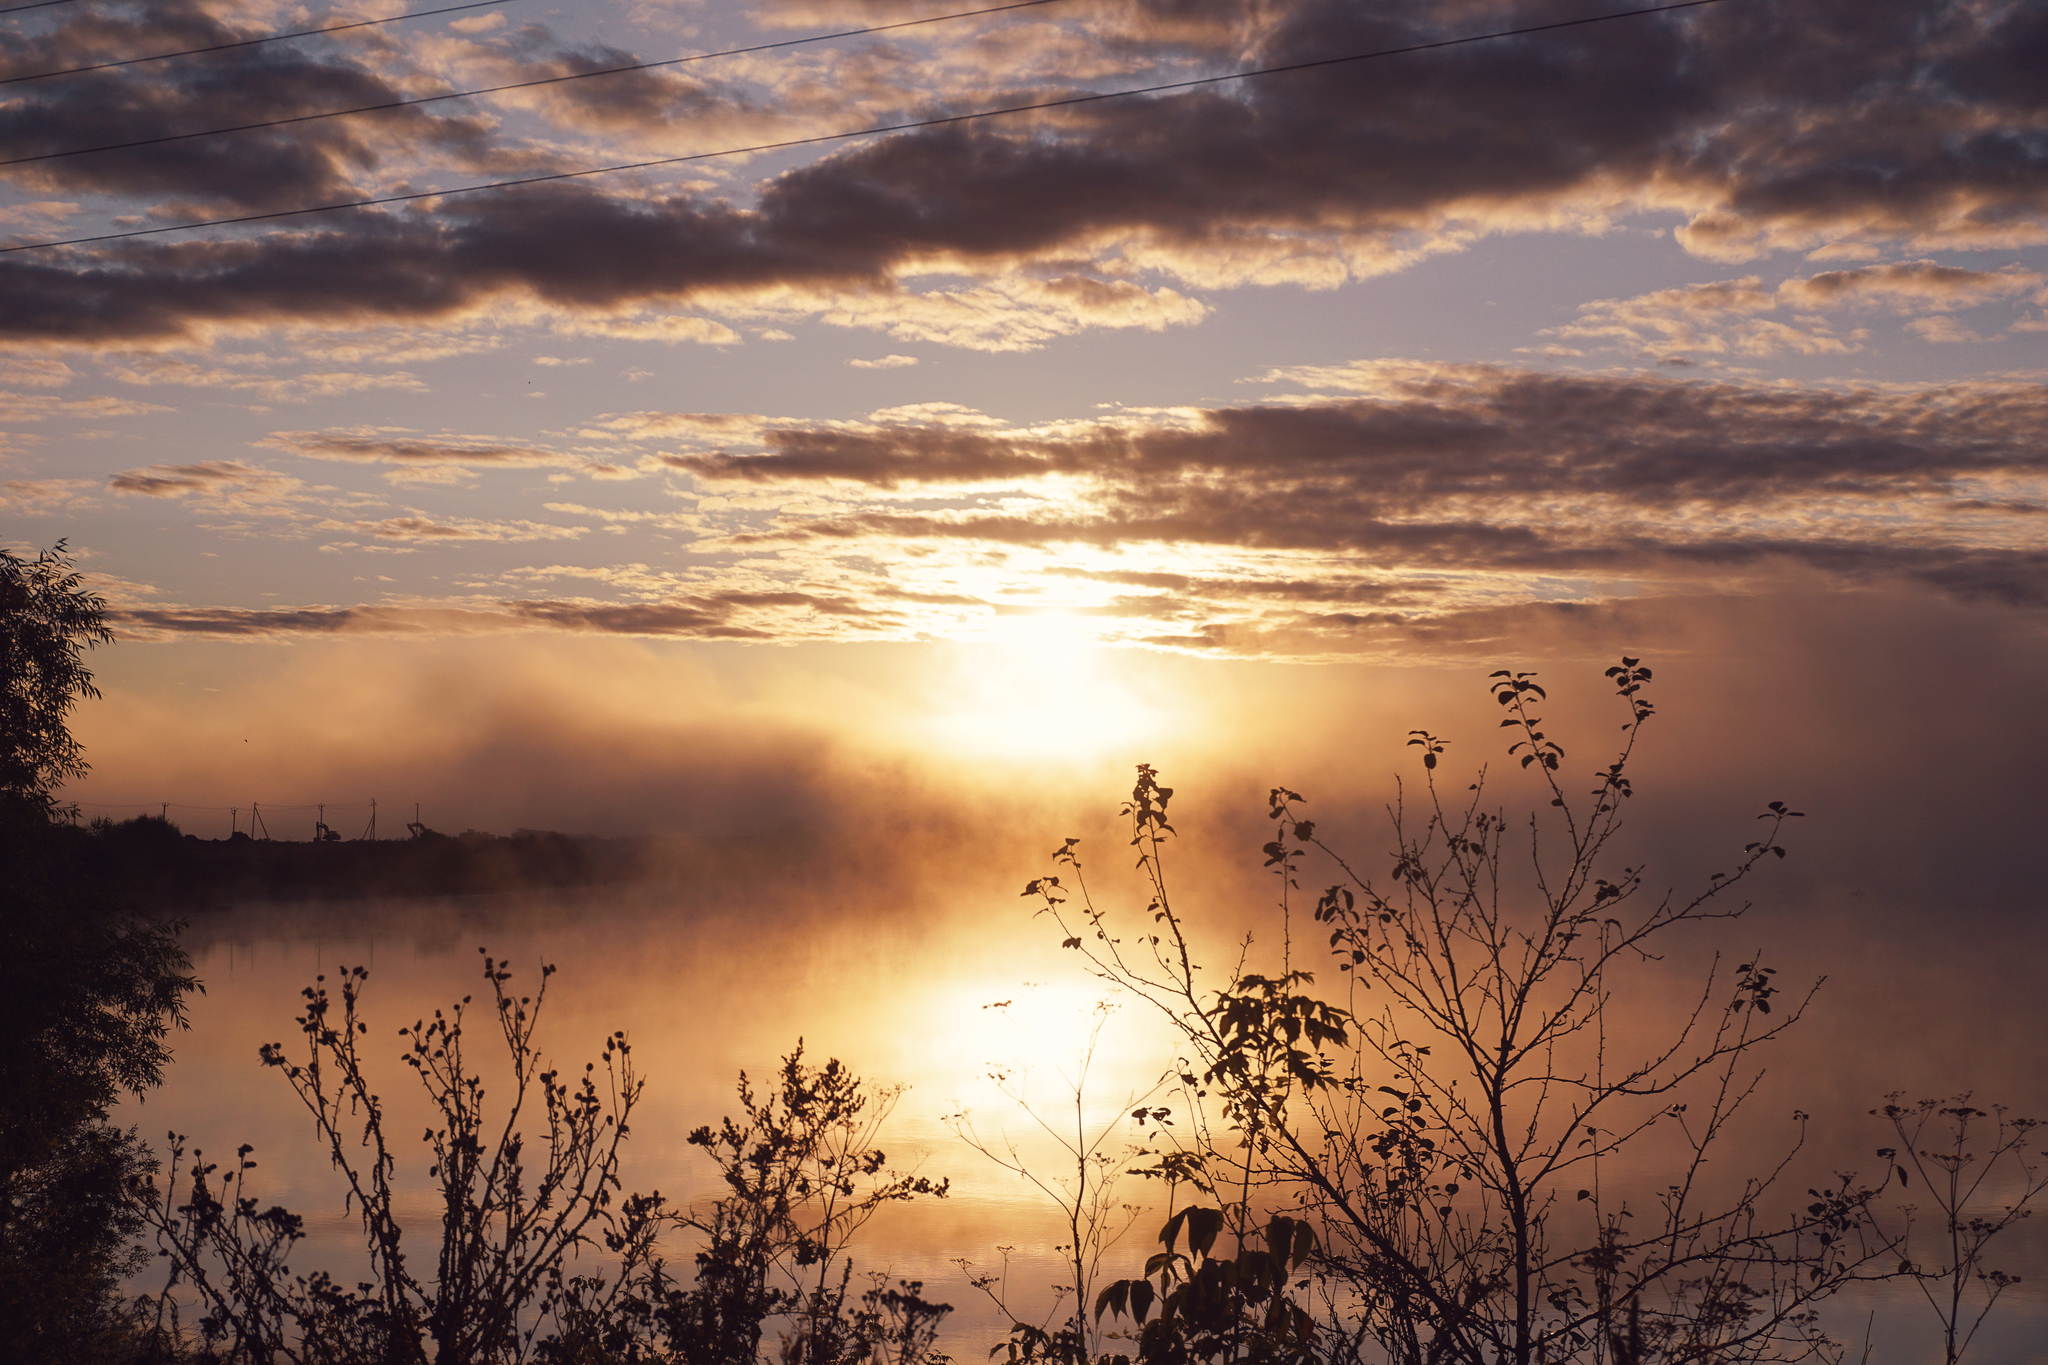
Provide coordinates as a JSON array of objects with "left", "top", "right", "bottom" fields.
[
  {"left": 0, "top": 539, "right": 112, "bottom": 820},
  {"left": 0, "top": 541, "right": 193, "bottom": 1364},
  {"left": 1028, "top": 660, "right": 1892, "bottom": 1365}
]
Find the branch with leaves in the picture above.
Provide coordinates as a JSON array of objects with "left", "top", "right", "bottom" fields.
[{"left": 1030, "top": 660, "right": 1899, "bottom": 1365}]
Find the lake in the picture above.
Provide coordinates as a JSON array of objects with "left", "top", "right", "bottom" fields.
[{"left": 128, "top": 878, "right": 2048, "bottom": 1364}]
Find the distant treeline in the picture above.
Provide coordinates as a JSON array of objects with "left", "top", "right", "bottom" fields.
[{"left": 61, "top": 813, "right": 777, "bottom": 906}]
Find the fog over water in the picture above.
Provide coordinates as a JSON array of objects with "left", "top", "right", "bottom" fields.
[
  {"left": 90, "top": 582, "right": 2048, "bottom": 1362},
  {"left": 138, "top": 880, "right": 1192, "bottom": 1355}
]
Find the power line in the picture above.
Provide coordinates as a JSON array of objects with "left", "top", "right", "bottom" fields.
[
  {"left": 0, "top": 0, "right": 1736, "bottom": 255},
  {"left": 0, "top": 0, "right": 76, "bottom": 13},
  {"left": 2, "top": 0, "right": 1072, "bottom": 165},
  {"left": 1, "top": 0, "right": 524, "bottom": 87}
]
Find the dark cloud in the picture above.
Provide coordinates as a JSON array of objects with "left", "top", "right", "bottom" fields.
[
  {"left": 0, "top": 0, "right": 501, "bottom": 214},
  {"left": 110, "top": 590, "right": 897, "bottom": 642},
  {"left": 668, "top": 364, "right": 2048, "bottom": 617},
  {"left": 100, "top": 364, "right": 2048, "bottom": 648},
  {"left": 106, "top": 458, "right": 294, "bottom": 497},
  {"left": 491, "top": 33, "right": 776, "bottom": 136},
  {"left": 3, "top": 0, "right": 2040, "bottom": 344},
  {"left": 681, "top": 364, "right": 2048, "bottom": 504}
]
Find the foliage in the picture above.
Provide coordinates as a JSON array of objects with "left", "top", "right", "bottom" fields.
[
  {"left": 152, "top": 953, "right": 640, "bottom": 1362},
  {"left": 0, "top": 543, "right": 195, "bottom": 1364},
  {"left": 0, "top": 538, "right": 112, "bottom": 819},
  {"left": 665, "top": 1044, "right": 951, "bottom": 1365},
  {"left": 1027, "top": 659, "right": 1893, "bottom": 1365},
  {"left": 1874, "top": 1095, "right": 2048, "bottom": 1365},
  {"left": 149, "top": 961, "right": 952, "bottom": 1365}
]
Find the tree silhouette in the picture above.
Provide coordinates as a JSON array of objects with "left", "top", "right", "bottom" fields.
[
  {"left": 1032, "top": 660, "right": 1895, "bottom": 1364},
  {"left": 0, "top": 539, "right": 112, "bottom": 821},
  {"left": 0, "top": 541, "right": 195, "bottom": 1362}
]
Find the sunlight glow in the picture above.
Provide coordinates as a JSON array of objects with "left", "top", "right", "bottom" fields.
[{"left": 915, "top": 612, "right": 1170, "bottom": 764}]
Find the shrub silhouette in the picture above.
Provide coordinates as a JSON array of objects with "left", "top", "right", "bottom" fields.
[
  {"left": 148, "top": 957, "right": 950, "bottom": 1365},
  {"left": 151, "top": 954, "right": 641, "bottom": 1361},
  {"left": 1873, "top": 1095, "right": 2048, "bottom": 1365}
]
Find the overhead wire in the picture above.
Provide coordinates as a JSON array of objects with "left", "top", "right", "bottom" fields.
[
  {"left": 0, "top": 0, "right": 1736, "bottom": 255},
  {"left": 0, "top": 0, "right": 76, "bottom": 13},
  {"left": 2, "top": 0, "right": 1073, "bottom": 164},
  {"left": 1, "top": 0, "right": 525, "bottom": 87}
]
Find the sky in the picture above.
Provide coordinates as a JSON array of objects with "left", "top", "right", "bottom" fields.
[{"left": 2, "top": 0, "right": 2045, "bottom": 845}]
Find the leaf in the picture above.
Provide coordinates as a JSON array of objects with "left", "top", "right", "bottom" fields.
[{"left": 1184, "top": 1205, "right": 1225, "bottom": 1257}]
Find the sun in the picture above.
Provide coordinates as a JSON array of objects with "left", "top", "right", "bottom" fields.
[{"left": 915, "top": 611, "right": 1167, "bottom": 764}]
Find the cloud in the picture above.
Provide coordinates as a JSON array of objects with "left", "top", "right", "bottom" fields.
[
  {"left": 0, "top": 477, "right": 98, "bottom": 512},
  {"left": 0, "top": 202, "right": 81, "bottom": 227},
  {"left": 102, "top": 357, "right": 426, "bottom": 400},
  {"left": 538, "top": 502, "right": 701, "bottom": 531},
  {"left": 0, "top": 355, "right": 73, "bottom": 387},
  {"left": 1546, "top": 276, "right": 1857, "bottom": 357},
  {"left": 2, "top": 393, "right": 173, "bottom": 421},
  {"left": 9, "top": 0, "right": 2041, "bottom": 347},
  {"left": 1777, "top": 260, "right": 2044, "bottom": 311},
  {"left": 849, "top": 355, "right": 918, "bottom": 369},
  {"left": 107, "top": 459, "right": 300, "bottom": 499},
  {"left": 1550, "top": 262, "right": 2043, "bottom": 358},
  {"left": 105, "top": 363, "right": 2045, "bottom": 654},
  {"left": 317, "top": 514, "right": 591, "bottom": 543},
  {"left": 0, "top": 0, "right": 509, "bottom": 216},
  {"left": 258, "top": 428, "right": 616, "bottom": 474},
  {"left": 587, "top": 411, "right": 771, "bottom": 442},
  {"left": 107, "top": 591, "right": 884, "bottom": 642},
  {"left": 554, "top": 312, "right": 742, "bottom": 345},
  {"left": 1905, "top": 315, "right": 1985, "bottom": 344},
  {"left": 656, "top": 362, "right": 2048, "bottom": 635}
]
